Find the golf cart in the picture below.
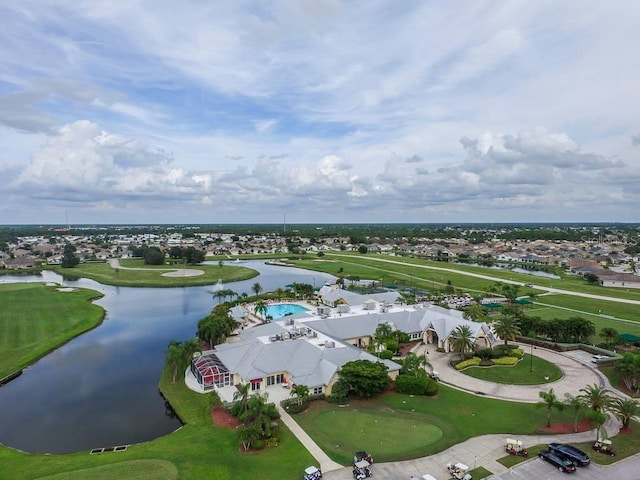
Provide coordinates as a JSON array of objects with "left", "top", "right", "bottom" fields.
[
  {"left": 303, "top": 466, "right": 322, "bottom": 480},
  {"left": 352, "top": 460, "right": 372, "bottom": 479},
  {"left": 446, "top": 462, "right": 472, "bottom": 480},
  {"left": 593, "top": 438, "right": 616, "bottom": 456},
  {"left": 505, "top": 438, "right": 528, "bottom": 457},
  {"left": 354, "top": 451, "right": 374, "bottom": 464}
]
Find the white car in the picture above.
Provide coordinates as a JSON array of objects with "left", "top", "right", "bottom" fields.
[{"left": 591, "top": 354, "right": 607, "bottom": 363}]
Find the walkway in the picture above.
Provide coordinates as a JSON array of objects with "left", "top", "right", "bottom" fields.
[{"left": 276, "top": 404, "right": 343, "bottom": 473}]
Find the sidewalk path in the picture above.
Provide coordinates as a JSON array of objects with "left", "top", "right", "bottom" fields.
[{"left": 276, "top": 404, "right": 343, "bottom": 473}]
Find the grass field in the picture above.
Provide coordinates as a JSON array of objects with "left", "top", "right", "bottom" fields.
[
  {"left": 52, "top": 260, "right": 258, "bottom": 287},
  {"left": 294, "top": 386, "right": 578, "bottom": 465},
  {"left": 0, "top": 367, "right": 316, "bottom": 480},
  {"left": 288, "top": 253, "right": 640, "bottom": 338},
  {"left": 461, "top": 354, "right": 563, "bottom": 385},
  {"left": 0, "top": 282, "right": 104, "bottom": 379}
]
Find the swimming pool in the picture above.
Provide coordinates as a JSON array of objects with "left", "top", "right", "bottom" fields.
[{"left": 264, "top": 303, "right": 310, "bottom": 319}]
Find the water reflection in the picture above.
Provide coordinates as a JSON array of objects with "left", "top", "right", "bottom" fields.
[{"left": 0, "top": 261, "right": 334, "bottom": 453}]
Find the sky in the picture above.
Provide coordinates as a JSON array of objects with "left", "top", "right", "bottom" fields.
[{"left": 1, "top": 1, "right": 639, "bottom": 225}]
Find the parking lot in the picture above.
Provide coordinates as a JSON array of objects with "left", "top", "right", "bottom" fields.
[{"left": 491, "top": 455, "right": 640, "bottom": 480}]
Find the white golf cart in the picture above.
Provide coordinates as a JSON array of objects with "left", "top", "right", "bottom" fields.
[
  {"left": 446, "top": 462, "right": 472, "bottom": 480},
  {"left": 303, "top": 465, "right": 322, "bottom": 480}
]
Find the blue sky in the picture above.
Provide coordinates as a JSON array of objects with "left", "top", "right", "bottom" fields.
[{"left": 1, "top": 1, "right": 639, "bottom": 225}]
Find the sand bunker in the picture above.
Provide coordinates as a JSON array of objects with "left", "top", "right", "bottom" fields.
[
  {"left": 161, "top": 269, "right": 205, "bottom": 277},
  {"left": 56, "top": 287, "right": 75, "bottom": 292}
]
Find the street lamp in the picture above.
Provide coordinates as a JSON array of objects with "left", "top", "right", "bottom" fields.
[{"left": 529, "top": 344, "right": 536, "bottom": 373}]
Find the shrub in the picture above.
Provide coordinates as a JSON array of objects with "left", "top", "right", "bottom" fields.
[
  {"left": 455, "top": 357, "right": 481, "bottom": 370},
  {"left": 379, "top": 350, "right": 394, "bottom": 360},
  {"left": 252, "top": 439, "right": 265, "bottom": 450},
  {"left": 395, "top": 373, "right": 430, "bottom": 395},
  {"left": 424, "top": 378, "right": 439, "bottom": 396},
  {"left": 492, "top": 356, "right": 520, "bottom": 366},
  {"left": 265, "top": 437, "right": 279, "bottom": 448},
  {"left": 511, "top": 348, "right": 524, "bottom": 358}
]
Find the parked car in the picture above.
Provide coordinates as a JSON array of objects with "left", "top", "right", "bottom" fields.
[
  {"left": 538, "top": 450, "right": 576, "bottom": 473},
  {"left": 591, "top": 354, "right": 607, "bottom": 363},
  {"left": 549, "top": 443, "right": 590, "bottom": 466}
]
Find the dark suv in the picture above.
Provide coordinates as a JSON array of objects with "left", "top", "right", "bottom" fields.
[
  {"left": 549, "top": 443, "right": 590, "bottom": 467},
  {"left": 538, "top": 450, "right": 576, "bottom": 473}
]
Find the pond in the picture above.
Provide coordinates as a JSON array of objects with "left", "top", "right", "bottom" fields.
[{"left": 0, "top": 261, "right": 335, "bottom": 454}]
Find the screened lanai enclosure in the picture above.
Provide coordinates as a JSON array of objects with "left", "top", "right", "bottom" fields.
[{"left": 190, "top": 354, "right": 232, "bottom": 391}]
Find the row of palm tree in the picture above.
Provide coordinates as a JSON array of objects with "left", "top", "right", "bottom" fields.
[{"left": 538, "top": 384, "right": 640, "bottom": 435}]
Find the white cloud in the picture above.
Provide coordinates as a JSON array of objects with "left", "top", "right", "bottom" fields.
[{"left": 1, "top": 1, "right": 640, "bottom": 223}]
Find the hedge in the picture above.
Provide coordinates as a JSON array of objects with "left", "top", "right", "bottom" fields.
[
  {"left": 455, "top": 357, "right": 481, "bottom": 370},
  {"left": 492, "top": 356, "right": 520, "bottom": 366}
]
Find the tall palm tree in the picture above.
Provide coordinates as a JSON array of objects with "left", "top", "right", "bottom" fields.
[
  {"left": 374, "top": 322, "right": 394, "bottom": 342},
  {"left": 251, "top": 282, "right": 263, "bottom": 296},
  {"left": 493, "top": 316, "right": 522, "bottom": 345},
  {"left": 538, "top": 388, "right": 564, "bottom": 427},
  {"left": 254, "top": 299, "right": 268, "bottom": 322},
  {"left": 579, "top": 384, "right": 612, "bottom": 413},
  {"left": 165, "top": 340, "right": 184, "bottom": 384},
  {"left": 451, "top": 325, "right": 475, "bottom": 360},
  {"left": 610, "top": 398, "right": 640, "bottom": 429},
  {"left": 563, "top": 393, "right": 588, "bottom": 433},
  {"left": 463, "top": 304, "right": 487, "bottom": 323}
]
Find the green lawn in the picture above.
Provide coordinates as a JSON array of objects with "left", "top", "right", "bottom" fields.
[
  {"left": 52, "top": 260, "right": 258, "bottom": 287},
  {"left": 0, "top": 283, "right": 105, "bottom": 379},
  {"left": 0, "top": 367, "right": 315, "bottom": 480},
  {"left": 294, "top": 386, "right": 577, "bottom": 465},
  {"left": 461, "top": 354, "right": 563, "bottom": 385}
]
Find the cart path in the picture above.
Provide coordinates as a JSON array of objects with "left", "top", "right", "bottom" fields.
[{"left": 276, "top": 404, "right": 344, "bottom": 473}]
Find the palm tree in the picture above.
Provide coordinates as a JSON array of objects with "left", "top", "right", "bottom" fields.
[
  {"left": 462, "top": 304, "right": 487, "bottom": 323},
  {"left": 401, "top": 352, "right": 432, "bottom": 377},
  {"left": 237, "top": 424, "right": 261, "bottom": 451},
  {"left": 290, "top": 384, "right": 309, "bottom": 406},
  {"left": 493, "top": 316, "right": 522, "bottom": 345},
  {"left": 374, "top": 322, "right": 394, "bottom": 342},
  {"left": 563, "top": 393, "right": 588, "bottom": 432},
  {"left": 538, "top": 388, "right": 564, "bottom": 427},
  {"left": 165, "top": 340, "right": 184, "bottom": 384},
  {"left": 182, "top": 338, "right": 201, "bottom": 365},
  {"left": 610, "top": 398, "right": 640, "bottom": 429},
  {"left": 254, "top": 299, "right": 268, "bottom": 322},
  {"left": 599, "top": 327, "right": 618, "bottom": 347},
  {"left": 251, "top": 282, "right": 263, "bottom": 296},
  {"left": 232, "top": 383, "right": 251, "bottom": 417},
  {"left": 274, "top": 287, "right": 286, "bottom": 301},
  {"left": 579, "top": 384, "right": 612, "bottom": 413},
  {"left": 451, "top": 325, "right": 475, "bottom": 360}
]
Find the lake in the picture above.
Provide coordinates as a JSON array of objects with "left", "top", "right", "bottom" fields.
[{"left": 0, "top": 261, "right": 334, "bottom": 454}]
